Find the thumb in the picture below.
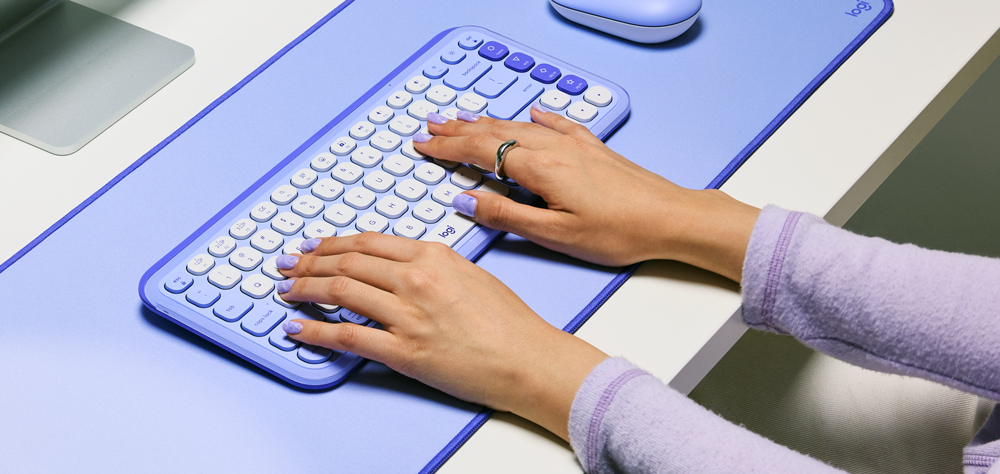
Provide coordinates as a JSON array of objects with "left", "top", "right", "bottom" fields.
[{"left": 452, "top": 190, "right": 558, "bottom": 240}]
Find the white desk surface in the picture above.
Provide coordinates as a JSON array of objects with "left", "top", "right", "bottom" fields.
[{"left": 2, "top": 1, "right": 998, "bottom": 472}]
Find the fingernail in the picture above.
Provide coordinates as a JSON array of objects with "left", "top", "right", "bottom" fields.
[
  {"left": 275, "top": 254, "right": 299, "bottom": 270},
  {"left": 426, "top": 112, "right": 448, "bottom": 124},
  {"left": 456, "top": 110, "right": 479, "bottom": 122},
  {"left": 452, "top": 193, "right": 477, "bottom": 218},
  {"left": 299, "top": 238, "right": 321, "bottom": 253},
  {"left": 276, "top": 279, "right": 294, "bottom": 293},
  {"left": 531, "top": 102, "right": 548, "bottom": 114},
  {"left": 412, "top": 133, "right": 433, "bottom": 143},
  {"left": 282, "top": 321, "right": 302, "bottom": 335}
]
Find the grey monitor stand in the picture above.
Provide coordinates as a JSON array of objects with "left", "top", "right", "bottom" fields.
[{"left": 0, "top": 0, "right": 195, "bottom": 155}]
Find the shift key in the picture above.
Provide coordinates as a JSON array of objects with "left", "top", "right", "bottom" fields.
[
  {"left": 422, "top": 213, "right": 477, "bottom": 247},
  {"left": 487, "top": 81, "right": 545, "bottom": 120}
]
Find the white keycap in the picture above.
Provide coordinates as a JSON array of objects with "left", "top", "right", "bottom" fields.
[
  {"left": 283, "top": 238, "right": 305, "bottom": 255},
  {"left": 271, "top": 185, "right": 298, "bottom": 205},
  {"left": 230, "top": 219, "right": 257, "bottom": 240},
  {"left": 303, "top": 221, "right": 337, "bottom": 239},
  {"left": 584, "top": 85, "right": 613, "bottom": 107},
  {"left": 451, "top": 167, "right": 483, "bottom": 189},
  {"left": 395, "top": 178, "right": 427, "bottom": 201},
  {"left": 368, "top": 106, "right": 394, "bottom": 124},
  {"left": 271, "top": 212, "right": 304, "bottom": 235},
  {"left": 408, "top": 99, "right": 438, "bottom": 120},
  {"left": 344, "top": 187, "right": 377, "bottom": 210},
  {"left": 382, "top": 154, "right": 414, "bottom": 176},
  {"left": 540, "top": 89, "right": 571, "bottom": 110},
  {"left": 433, "top": 159, "right": 460, "bottom": 169},
  {"left": 291, "top": 195, "right": 325, "bottom": 218},
  {"left": 414, "top": 162, "right": 446, "bottom": 184},
  {"left": 250, "top": 201, "right": 278, "bottom": 222},
  {"left": 311, "top": 152, "right": 338, "bottom": 172},
  {"left": 351, "top": 146, "right": 383, "bottom": 168},
  {"left": 422, "top": 212, "right": 477, "bottom": 247},
  {"left": 273, "top": 291, "right": 300, "bottom": 308},
  {"left": 432, "top": 183, "right": 463, "bottom": 206},
  {"left": 393, "top": 216, "right": 426, "bottom": 239},
  {"left": 208, "top": 265, "right": 242, "bottom": 289},
  {"left": 457, "top": 93, "right": 487, "bottom": 113},
  {"left": 329, "top": 137, "right": 357, "bottom": 156},
  {"left": 376, "top": 195, "right": 408, "bottom": 219},
  {"left": 186, "top": 253, "right": 215, "bottom": 276},
  {"left": 389, "top": 115, "right": 421, "bottom": 136},
  {"left": 413, "top": 200, "right": 445, "bottom": 223},
  {"left": 290, "top": 168, "right": 318, "bottom": 188},
  {"left": 386, "top": 90, "right": 412, "bottom": 109},
  {"left": 401, "top": 140, "right": 426, "bottom": 159},
  {"left": 470, "top": 163, "right": 491, "bottom": 174},
  {"left": 370, "top": 130, "right": 402, "bottom": 152},
  {"left": 426, "top": 85, "right": 457, "bottom": 106},
  {"left": 405, "top": 75, "right": 431, "bottom": 94},
  {"left": 442, "top": 107, "right": 460, "bottom": 120},
  {"left": 250, "top": 229, "right": 284, "bottom": 253},
  {"left": 312, "top": 178, "right": 344, "bottom": 201},
  {"left": 313, "top": 303, "right": 341, "bottom": 313},
  {"left": 324, "top": 203, "right": 357, "bottom": 227},
  {"left": 356, "top": 212, "right": 389, "bottom": 233},
  {"left": 348, "top": 121, "right": 376, "bottom": 140},
  {"left": 231, "top": 247, "right": 264, "bottom": 271},
  {"left": 241, "top": 273, "right": 275, "bottom": 299},
  {"left": 363, "top": 169, "right": 395, "bottom": 193},
  {"left": 262, "top": 256, "right": 287, "bottom": 280},
  {"left": 567, "top": 101, "right": 598, "bottom": 122},
  {"left": 331, "top": 161, "right": 364, "bottom": 184},
  {"left": 208, "top": 236, "right": 236, "bottom": 257},
  {"left": 476, "top": 179, "right": 511, "bottom": 197}
]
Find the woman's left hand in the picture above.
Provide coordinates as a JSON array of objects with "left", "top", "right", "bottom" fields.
[{"left": 275, "top": 233, "right": 608, "bottom": 440}]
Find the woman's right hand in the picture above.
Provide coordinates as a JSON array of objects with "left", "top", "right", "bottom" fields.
[{"left": 414, "top": 105, "right": 760, "bottom": 282}]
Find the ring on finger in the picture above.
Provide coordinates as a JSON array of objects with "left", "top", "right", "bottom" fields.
[{"left": 495, "top": 139, "right": 519, "bottom": 180}]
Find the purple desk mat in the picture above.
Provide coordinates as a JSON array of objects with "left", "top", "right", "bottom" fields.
[{"left": 0, "top": 0, "right": 891, "bottom": 472}]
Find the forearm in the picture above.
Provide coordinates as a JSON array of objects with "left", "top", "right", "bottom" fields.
[{"left": 742, "top": 206, "right": 1000, "bottom": 400}]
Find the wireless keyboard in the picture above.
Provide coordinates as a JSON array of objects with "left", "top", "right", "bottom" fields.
[{"left": 139, "top": 26, "right": 631, "bottom": 389}]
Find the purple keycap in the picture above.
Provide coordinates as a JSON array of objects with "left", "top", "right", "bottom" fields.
[
  {"left": 423, "top": 61, "right": 449, "bottom": 79},
  {"left": 241, "top": 303, "right": 286, "bottom": 337},
  {"left": 457, "top": 34, "right": 483, "bottom": 50},
  {"left": 163, "top": 270, "right": 194, "bottom": 294},
  {"left": 440, "top": 48, "right": 466, "bottom": 65},
  {"left": 269, "top": 330, "right": 300, "bottom": 352},
  {"left": 340, "top": 309, "right": 371, "bottom": 325},
  {"left": 298, "top": 345, "right": 334, "bottom": 364},
  {"left": 186, "top": 282, "right": 221, "bottom": 308},
  {"left": 530, "top": 63, "right": 561, "bottom": 84},
  {"left": 504, "top": 53, "right": 535, "bottom": 73},
  {"left": 478, "top": 41, "right": 509, "bottom": 61},
  {"left": 214, "top": 294, "right": 254, "bottom": 322},
  {"left": 557, "top": 75, "right": 588, "bottom": 96}
]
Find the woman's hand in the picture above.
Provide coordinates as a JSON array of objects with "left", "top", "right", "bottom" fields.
[
  {"left": 414, "top": 105, "right": 759, "bottom": 282},
  {"left": 275, "top": 233, "right": 608, "bottom": 441}
]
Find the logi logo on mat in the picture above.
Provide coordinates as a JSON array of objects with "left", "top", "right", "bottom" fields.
[{"left": 845, "top": 1, "right": 873, "bottom": 17}]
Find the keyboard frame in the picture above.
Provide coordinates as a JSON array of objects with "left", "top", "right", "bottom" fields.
[{"left": 139, "top": 26, "right": 631, "bottom": 390}]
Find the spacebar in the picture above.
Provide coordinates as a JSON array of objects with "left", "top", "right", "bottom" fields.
[
  {"left": 487, "top": 81, "right": 545, "bottom": 120},
  {"left": 421, "top": 213, "right": 477, "bottom": 247}
]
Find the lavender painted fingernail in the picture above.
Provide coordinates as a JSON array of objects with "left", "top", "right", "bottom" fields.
[
  {"left": 275, "top": 254, "right": 299, "bottom": 270},
  {"left": 531, "top": 102, "right": 548, "bottom": 114},
  {"left": 452, "top": 193, "right": 477, "bottom": 218},
  {"left": 282, "top": 321, "right": 302, "bottom": 335},
  {"left": 456, "top": 110, "right": 479, "bottom": 122},
  {"left": 299, "top": 238, "right": 321, "bottom": 253},
  {"left": 276, "top": 279, "right": 294, "bottom": 293},
  {"left": 426, "top": 112, "right": 449, "bottom": 125},
  {"left": 413, "top": 133, "right": 433, "bottom": 143}
]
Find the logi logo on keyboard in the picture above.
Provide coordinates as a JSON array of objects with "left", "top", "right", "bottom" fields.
[
  {"left": 845, "top": 0, "right": 872, "bottom": 17},
  {"left": 438, "top": 225, "right": 457, "bottom": 238}
]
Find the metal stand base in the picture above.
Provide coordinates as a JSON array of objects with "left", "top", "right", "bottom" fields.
[{"left": 0, "top": 1, "right": 194, "bottom": 155}]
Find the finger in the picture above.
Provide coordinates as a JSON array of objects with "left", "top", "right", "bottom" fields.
[
  {"left": 412, "top": 133, "right": 509, "bottom": 170},
  {"left": 303, "top": 232, "right": 419, "bottom": 262},
  {"left": 529, "top": 104, "right": 604, "bottom": 146},
  {"left": 426, "top": 111, "right": 561, "bottom": 139},
  {"left": 277, "top": 275, "right": 403, "bottom": 326},
  {"left": 277, "top": 251, "right": 402, "bottom": 292},
  {"left": 452, "top": 190, "right": 563, "bottom": 243},
  {"left": 283, "top": 319, "right": 401, "bottom": 365}
]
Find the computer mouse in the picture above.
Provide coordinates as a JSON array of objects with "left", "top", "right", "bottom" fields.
[{"left": 550, "top": 0, "right": 702, "bottom": 43}]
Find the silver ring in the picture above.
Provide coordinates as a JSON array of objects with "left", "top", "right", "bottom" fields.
[{"left": 495, "top": 140, "right": 519, "bottom": 180}]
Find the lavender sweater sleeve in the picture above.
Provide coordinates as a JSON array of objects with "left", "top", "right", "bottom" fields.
[{"left": 568, "top": 206, "right": 1000, "bottom": 473}]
